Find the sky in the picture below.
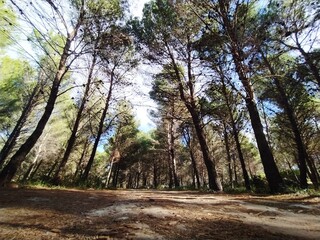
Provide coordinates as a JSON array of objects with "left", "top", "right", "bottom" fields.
[
  {"left": 6, "top": 0, "right": 156, "bottom": 132},
  {"left": 127, "top": 0, "right": 157, "bottom": 132}
]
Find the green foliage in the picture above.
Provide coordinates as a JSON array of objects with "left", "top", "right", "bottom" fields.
[
  {"left": 86, "top": 0, "right": 124, "bottom": 19},
  {"left": 129, "top": 0, "right": 201, "bottom": 63},
  {"left": 140, "top": 0, "right": 177, "bottom": 43},
  {"left": 107, "top": 100, "right": 155, "bottom": 170},
  {"left": 223, "top": 186, "right": 249, "bottom": 194},
  {"left": 251, "top": 175, "right": 269, "bottom": 193},
  {"left": 0, "top": 0, "right": 16, "bottom": 48},
  {"left": 280, "top": 170, "right": 300, "bottom": 188},
  {"left": 150, "top": 64, "right": 180, "bottom": 104},
  {"left": 0, "top": 56, "right": 33, "bottom": 131}
]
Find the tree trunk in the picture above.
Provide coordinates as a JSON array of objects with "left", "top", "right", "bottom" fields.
[
  {"left": 246, "top": 99, "right": 283, "bottom": 192},
  {"left": 21, "top": 133, "right": 47, "bottom": 182},
  {"left": 189, "top": 108, "right": 222, "bottom": 191},
  {"left": 217, "top": 0, "right": 282, "bottom": 193},
  {"left": 29, "top": 160, "right": 43, "bottom": 181},
  {"left": 166, "top": 122, "right": 173, "bottom": 189},
  {"left": 106, "top": 160, "right": 114, "bottom": 188},
  {"left": 190, "top": 147, "right": 200, "bottom": 189},
  {"left": 166, "top": 42, "right": 222, "bottom": 191},
  {"left": 74, "top": 139, "right": 89, "bottom": 181},
  {"left": 295, "top": 36, "right": 320, "bottom": 88},
  {"left": 142, "top": 172, "right": 147, "bottom": 188},
  {"left": 52, "top": 49, "right": 97, "bottom": 184},
  {"left": 233, "top": 154, "right": 238, "bottom": 185},
  {"left": 167, "top": 153, "right": 173, "bottom": 189},
  {"left": 183, "top": 126, "right": 201, "bottom": 189},
  {"left": 153, "top": 159, "right": 158, "bottom": 188},
  {"left": 0, "top": 1, "right": 85, "bottom": 186},
  {"left": 135, "top": 172, "right": 140, "bottom": 189},
  {"left": 220, "top": 74, "right": 251, "bottom": 190},
  {"left": 260, "top": 101, "right": 272, "bottom": 146},
  {"left": 112, "top": 163, "right": 120, "bottom": 188},
  {"left": 222, "top": 121, "right": 233, "bottom": 188},
  {"left": 261, "top": 52, "right": 309, "bottom": 188},
  {"left": 0, "top": 83, "right": 39, "bottom": 169},
  {"left": 306, "top": 156, "right": 320, "bottom": 189},
  {"left": 80, "top": 72, "right": 114, "bottom": 182},
  {"left": 167, "top": 118, "right": 179, "bottom": 188}
]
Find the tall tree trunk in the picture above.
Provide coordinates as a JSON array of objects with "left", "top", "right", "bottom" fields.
[
  {"left": 80, "top": 72, "right": 114, "bottom": 182},
  {"left": 190, "top": 148, "right": 200, "bottom": 189},
  {"left": 112, "top": 163, "right": 120, "bottom": 188},
  {"left": 306, "top": 156, "right": 320, "bottom": 189},
  {"left": 261, "top": 52, "right": 310, "bottom": 189},
  {"left": 166, "top": 41, "right": 222, "bottom": 191},
  {"left": 29, "top": 160, "right": 43, "bottom": 181},
  {"left": 190, "top": 146, "right": 200, "bottom": 189},
  {"left": 182, "top": 126, "right": 200, "bottom": 189},
  {"left": 135, "top": 171, "right": 140, "bottom": 189},
  {"left": 142, "top": 173, "right": 148, "bottom": 188},
  {"left": 220, "top": 73, "right": 251, "bottom": 190},
  {"left": 153, "top": 159, "right": 159, "bottom": 188},
  {"left": 74, "top": 139, "right": 89, "bottom": 181},
  {"left": 0, "top": 1, "right": 85, "bottom": 186},
  {"left": 189, "top": 108, "right": 222, "bottom": 191},
  {"left": 260, "top": 101, "right": 272, "bottom": 146},
  {"left": 106, "top": 160, "right": 114, "bottom": 188},
  {"left": 294, "top": 35, "right": 320, "bottom": 88},
  {"left": 222, "top": 121, "right": 233, "bottom": 188},
  {"left": 217, "top": 0, "right": 282, "bottom": 193},
  {"left": 52, "top": 49, "right": 98, "bottom": 184},
  {"left": 21, "top": 132, "right": 47, "bottom": 182},
  {"left": 233, "top": 154, "right": 238, "bottom": 185},
  {"left": 0, "top": 83, "right": 39, "bottom": 169},
  {"left": 167, "top": 117, "right": 179, "bottom": 188},
  {"left": 246, "top": 98, "right": 283, "bottom": 192},
  {"left": 167, "top": 152, "right": 174, "bottom": 189}
]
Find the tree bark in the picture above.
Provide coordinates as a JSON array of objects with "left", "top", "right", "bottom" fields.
[
  {"left": 222, "top": 121, "right": 233, "bottom": 188},
  {"left": 112, "top": 163, "right": 120, "bottom": 188},
  {"left": 166, "top": 41, "right": 222, "bottom": 191},
  {"left": 294, "top": 34, "right": 320, "bottom": 88},
  {"left": 52, "top": 48, "right": 98, "bottom": 184},
  {"left": 0, "top": 1, "right": 85, "bottom": 186},
  {"left": 220, "top": 73, "right": 251, "bottom": 190},
  {"left": 306, "top": 156, "right": 320, "bottom": 189},
  {"left": 167, "top": 116, "right": 179, "bottom": 188},
  {"left": 233, "top": 154, "right": 238, "bottom": 185},
  {"left": 0, "top": 83, "right": 39, "bottom": 169},
  {"left": 153, "top": 159, "right": 159, "bottom": 188},
  {"left": 216, "top": 0, "right": 282, "bottom": 192},
  {"left": 245, "top": 98, "right": 283, "bottom": 192},
  {"left": 189, "top": 108, "right": 222, "bottom": 191},
  {"left": 74, "top": 139, "right": 89, "bottom": 181},
  {"left": 80, "top": 71, "right": 114, "bottom": 182},
  {"left": 182, "top": 126, "right": 200, "bottom": 189},
  {"left": 261, "top": 52, "right": 309, "bottom": 189}
]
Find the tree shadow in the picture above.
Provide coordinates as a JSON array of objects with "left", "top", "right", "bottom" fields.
[{"left": 0, "top": 188, "right": 317, "bottom": 239}]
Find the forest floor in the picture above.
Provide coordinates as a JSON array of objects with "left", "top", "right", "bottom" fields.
[{"left": 0, "top": 187, "right": 320, "bottom": 240}]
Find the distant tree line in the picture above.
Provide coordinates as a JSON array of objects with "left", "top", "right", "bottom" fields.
[{"left": 0, "top": 0, "right": 319, "bottom": 193}]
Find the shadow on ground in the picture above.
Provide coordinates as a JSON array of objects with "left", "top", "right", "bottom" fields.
[{"left": 0, "top": 188, "right": 319, "bottom": 239}]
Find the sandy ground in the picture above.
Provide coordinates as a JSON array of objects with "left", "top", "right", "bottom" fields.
[{"left": 0, "top": 187, "right": 319, "bottom": 239}]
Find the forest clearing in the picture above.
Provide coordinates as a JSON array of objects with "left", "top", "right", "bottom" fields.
[
  {"left": 0, "top": 187, "right": 319, "bottom": 239},
  {"left": 1, "top": 2, "right": 320, "bottom": 237}
]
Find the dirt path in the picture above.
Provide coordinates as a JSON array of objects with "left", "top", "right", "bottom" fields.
[{"left": 0, "top": 187, "right": 319, "bottom": 239}]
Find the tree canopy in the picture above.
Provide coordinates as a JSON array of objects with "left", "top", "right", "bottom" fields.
[{"left": 0, "top": 0, "right": 319, "bottom": 193}]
